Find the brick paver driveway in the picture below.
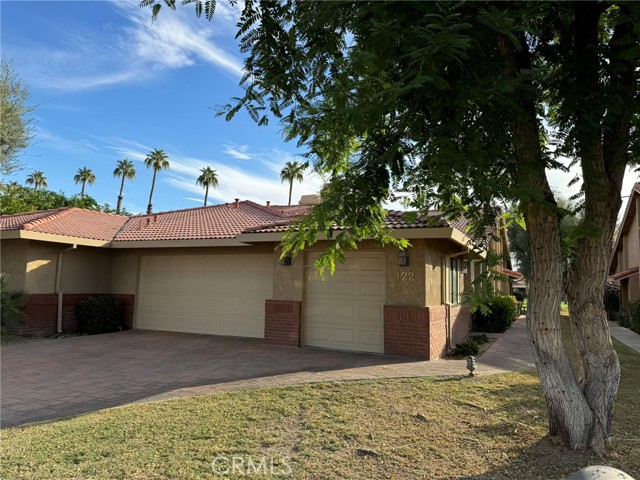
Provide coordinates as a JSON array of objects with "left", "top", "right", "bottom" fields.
[{"left": 1, "top": 319, "right": 535, "bottom": 428}]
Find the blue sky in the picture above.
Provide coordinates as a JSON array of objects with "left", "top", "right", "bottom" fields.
[
  {"left": 1, "top": 1, "right": 637, "bottom": 216},
  {"left": 1, "top": 0, "right": 323, "bottom": 214}
]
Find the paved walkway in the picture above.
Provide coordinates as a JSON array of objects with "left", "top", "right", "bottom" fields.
[
  {"left": 1, "top": 318, "right": 535, "bottom": 428},
  {"left": 609, "top": 322, "right": 640, "bottom": 353}
]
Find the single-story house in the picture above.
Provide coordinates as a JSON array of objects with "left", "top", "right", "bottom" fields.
[
  {"left": 0, "top": 198, "right": 512, "bottom": 359},
  {"left": 609, "top": 182, "right": 640, "bottom": 309}
]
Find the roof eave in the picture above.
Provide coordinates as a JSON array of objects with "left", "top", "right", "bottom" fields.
[{"left": 110, "top": 238, "right": 253, "bottom": 249}]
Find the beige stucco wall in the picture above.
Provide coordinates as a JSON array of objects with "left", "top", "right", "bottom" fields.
[
  {"left": 0, "top": 239, "right": 28, "bottom": 291},
  {"left": 111, "top": 244, "right": 276, "bottom": 296},
  {"left": 23, "top": 241, "right": 112, "bottom": 294},
  {"left": 272, "top": 238, "right": 466, "bottom": 307}
]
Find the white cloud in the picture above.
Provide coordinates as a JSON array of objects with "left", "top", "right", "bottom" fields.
[
  {"left": 34, "top": 126, "right": 101, "bottom": 154},
  {"left": 222, "top": 144, "right": 253, "bottom": 160},
  {"left": 6, "top": 1, "right": 244, "bottom": 92}
]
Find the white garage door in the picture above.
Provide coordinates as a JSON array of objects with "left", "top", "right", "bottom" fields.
[
  {"left": 305, "top": 251, "right": 386, "bottom": 353},
  {"left": 136, "top": 254, "right": 273, "bottom": 337}
]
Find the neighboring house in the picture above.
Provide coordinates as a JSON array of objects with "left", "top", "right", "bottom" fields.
[
  {"left": 609, "top": 182, "right": 640, "bottom": 309},
  {"left": 0, "top": 199, "right": 511, "bottom": 359}
]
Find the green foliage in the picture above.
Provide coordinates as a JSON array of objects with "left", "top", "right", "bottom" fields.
[
  {"left": 0, "top": 184, "right": 125, "bottom": 215},
  {"left": 75, "top": 295, "right": 122, "bottom": 335},
  {"left": 625, "top": 301, "right": 640, "bottom": 334},
  {"left": 604, "top": 285, "right": 621, "bottom": 321},
  {"left": 0, "top": 57, "right": 35, "bottom": 176},
  {"left": 453, "top": 340, "right": 479, "bottom": 356},
  {"left": 473, "top": 295, "right": 517, "bottom": 333},
  {"left": 471, "top": 334, "right": 490, "bottom": 345},
  {"left": 25, "top": 170, "right": 47, "bottom": 191},
  {"left": 0, "top": 273, "right": 24, "bottom": 329}
]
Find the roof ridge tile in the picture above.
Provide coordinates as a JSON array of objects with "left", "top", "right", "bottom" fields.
[{"left": 21, "top": 207, "right": 74, "bottom": 231}]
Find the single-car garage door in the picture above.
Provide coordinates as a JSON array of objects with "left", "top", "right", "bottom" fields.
[
  {"left": 305, "top": 251, "right": 386, "bottom": 353},
  {"left": 136, "top": 254, "right": 273, "bottom": 337}
]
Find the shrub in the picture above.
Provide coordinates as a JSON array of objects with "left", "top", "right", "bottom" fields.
[
  {"left": 454, "top": 340, "right": 479, "bottom": 356},
  {"left": 603, "top": 285, "right": 621, "bottom": 321},
  {"left": 615, "top": 311, "right": 631, "bottom": 328},
  {"left": 471, "top": 334, "right": 490, "bottom": 345},
  {"left": 474, "top": 295, "right": 517, "bottom": 333},
  {"left": 628, "top": 300, "right": 640, "bottom": 334},
  {"left": 0, "top": 273, "right": 24, "bottom": 331},
  {"left": 76, "top": 295, "right": 122, "bottom": 335}
]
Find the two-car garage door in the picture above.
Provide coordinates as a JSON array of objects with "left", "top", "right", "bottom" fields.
[
  {"left": 136, "top": 251, "right": 386, "bottom": 354},
  {"left": 136, "top": 254, "right": 273, "bottom": 337},
  {"left": 304, "top": 252, "right": 386, "bottom": 353}
]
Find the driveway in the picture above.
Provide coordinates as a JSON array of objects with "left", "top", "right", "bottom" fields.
[{"left": 1, "top": 320, "right": 535, "bottom": 428}]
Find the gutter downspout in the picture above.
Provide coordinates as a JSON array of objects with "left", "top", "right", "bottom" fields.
[
  {"left": 55, "top": 244, "right": 77, "bottom": 334},
  {"left": 442, "top": 250, "right": 469, "bottom": 352}
]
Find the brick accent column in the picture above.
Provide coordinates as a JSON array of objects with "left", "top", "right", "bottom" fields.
[
  {"left": 450, "top": 305, "right": 471, "bottom": 346},
  {"left": 427, "top": 305, "right": 448, "bottom": 360},
  {"left": 383, "top": 305, "right": 429, "bottom": 358},
  {"left": 264, "top": 300, "right": 302, "bottom": 347}
]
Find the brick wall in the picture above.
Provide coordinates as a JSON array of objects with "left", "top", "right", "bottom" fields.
[
  {"left": 7, "top": 293, "right": 135, "bottom": 337},
  {"left": 264, "top": 300, "right": 301, "bottom": 347},
  {"left": 427, "top": 305, "right": 448, "bottom": 360},
  {"left": 383, "top": 305, "right": 429, "bottom": 358},
  {"left": 6, "top": 294, "right": 58, "bottom": 337}
]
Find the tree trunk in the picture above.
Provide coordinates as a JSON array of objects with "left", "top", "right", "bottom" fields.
[
  {"left": 524, "top": 185, "right": 595, "bottom": 451},
  {"left": 116, "top": 176, "right": 125, "bottom": 214},
  {"left": 81, "top": 181, "right": 86, "bottom": 197},
  {"left": 204, "top": 185, "right": 209, "bottom": 206},
  {"left": 565, "top": 145, "right": 624, "bottom": 454},
  {"left": 288, "top": 180, "right": 293, "bottom": 206},
  {"left": 147, "top": 169, "right": 158, "bottom": 214}
]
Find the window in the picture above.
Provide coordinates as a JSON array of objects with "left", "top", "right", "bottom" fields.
[{"left": 450, "top": 258, "right": 460, "bottom": 304}]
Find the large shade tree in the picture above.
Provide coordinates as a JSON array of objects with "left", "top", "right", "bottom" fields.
[
  {"left": 113, "top": 158, "right": 136, "bottom": 214},
  {"left": 144, "top": 1, "right": 640, "bottom": 453},
  {"left": 280, "top": 161, "right": 307, "bottom": 206},
  {"left": 196, "top": 166, "right": 219, "bottom": 206},
  {"left": 144, "top": 148, "right": 170, "bottom": 214},
  {"left": 0, "top": 58, "right": 35, "bottom": 176},
  {"left": 74, "top": 167, "right": 96, "bottom": 197}
]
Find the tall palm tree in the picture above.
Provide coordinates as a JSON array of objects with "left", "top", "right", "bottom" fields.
[
  {"left": 25, "top": 170, "right": 47, "bottom": 191},
  {"left": 74, "top": 167, "right": 96, "bottom": 197},
  {"left": 113, "top": 158, "right": 136, "bottom": 214},
  {"left": 196, "top": 166, "right": 219, "bottom": 206},
  {"left": 144, "top": 148, "right": 170, "bottom": 214},
  {"left": 280, "top": 161, "right": 307, "bottom": 206}
]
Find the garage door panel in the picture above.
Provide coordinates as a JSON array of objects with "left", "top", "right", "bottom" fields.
[
  {"left": 136, "top": 254, "right": 272, "bottom": 338},
  {"left": 305, "top": 252, "right": 386, "bottom": 353}
]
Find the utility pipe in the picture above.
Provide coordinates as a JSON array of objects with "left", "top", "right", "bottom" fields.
[
  {"left": 441, "top": 250, "right": 469, "bottom": 352},
  {"left": 55, "top": 244, "right": 77, "bottom": 334}
]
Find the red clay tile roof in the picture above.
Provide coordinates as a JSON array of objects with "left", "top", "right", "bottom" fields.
[
  {"left": 246, "top": 209, "right": 472, "bottom": 235},
  {"left": 0, "top": 208, "right": 67, "bottom": 231},
  {"left": 113, "top": 201, "right": 289, "bottom": 242},
  {"left": 1, "top": 201, "right": 476, "bottom": 244},
  {"left": 1, "top": 208, "right": 129, "bottom": 241}
]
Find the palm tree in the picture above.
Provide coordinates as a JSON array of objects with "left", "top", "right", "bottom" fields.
[
  {"left": 74, "top": 167, "right": 96, "bottom": 197},
  {"left": 113, "top": 159, "right": 136, "bottom": 214},
  {"left": 144, "top": 148, "right": 170, "bottom": 214},
  {"left": 25, "top": 170, "right": 47, "bottom": 191},
  {"left": 196, "top": 166, "right": 219, "bottom": 206},
  {"left": 280, "top": 161, "right": 307, "bottom": 206}
]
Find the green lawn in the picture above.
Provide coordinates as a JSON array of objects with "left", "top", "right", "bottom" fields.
[{"left": 1, "top": 319, "right": 638, "bottom": 480}]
